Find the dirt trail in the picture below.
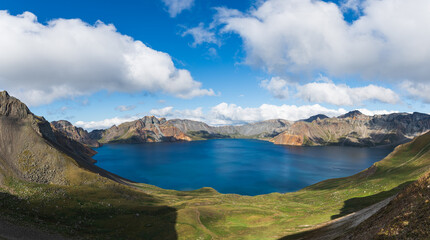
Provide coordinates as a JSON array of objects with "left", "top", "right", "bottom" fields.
[{"left": 285, "top": 195, "right": 396, "bottom": 240}]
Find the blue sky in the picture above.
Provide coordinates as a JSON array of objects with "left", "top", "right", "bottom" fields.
[{"left": 0, "top": 0, "right": 429, "bottom": 129}]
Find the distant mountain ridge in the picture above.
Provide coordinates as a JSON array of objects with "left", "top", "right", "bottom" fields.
[
  {"left": 53, "top": 110, "right": 430, "bottom": 148},
  {"left": 271, "top": 111, "right": 430, "bottom": 146}
]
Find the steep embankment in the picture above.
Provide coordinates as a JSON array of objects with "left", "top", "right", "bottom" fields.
[
  {"left": 341, "top": 171, "right": 430, "bottom": 239},
  {"left": 0, "top": 91, "right": 128, "bottom": 185},
  {"left": 271, "top": 111, "right": 430, "bottom": 147}
]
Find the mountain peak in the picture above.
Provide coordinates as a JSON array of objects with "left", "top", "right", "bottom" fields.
[
  {"left": 0, "top": 90, "right": 31, "bottom": 119},
  {"left": 301, "top": 114, "right": 329, "bottom": 122},
  {"left": 0, "top": 90, "right": 10, "bottom": 98},
  {"left": 338, "top": 110, "right": 365, "bottom": 119}
]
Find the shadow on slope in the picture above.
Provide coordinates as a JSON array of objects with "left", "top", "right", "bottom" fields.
[
  {"left": 278, "top": 182, "right": 411, "bottom": 240},
  {"left": 330, "top": 181, "right": 413, "bottom": 220},
  {"left": 0, "top": 181, "right": 178, "bottom": 240}
]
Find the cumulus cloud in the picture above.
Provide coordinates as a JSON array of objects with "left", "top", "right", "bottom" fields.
[
  {"left": 217, "top": 0, "right": 430, "bottom": 93},
  {"left": 75, "top": 116, "right": 139, "bottom": 130},
  {"left": 150, "top": 106, "right": 204, "bottom": 120},
  {"left": 296, "top": 77, "right": 399, "bottom": 106},
  {"left": 400, "top": 81, "right": 430, "bottom": 103},
  {"left": 162, "top": 0, "right": 194, "bottom": 17},
  {"left": 115, "top": 105, "right": 136, "bottom": 112},
  {"left": 340, "top": 0, "right": 362, "bottom": 12},
  {"left": 207, "top": 103, "right": 347, "bottom": 125},
  {"left": 260, "top": 77, "right": 289, "bottom": 99},
  {"left": 261, "top": 76, "right": 399, "bottom": 106},
  {"left": 182, "top": 23, "right": 219, "bottom": 47},
  {"left": 0, "top": 11, "right": 214, "bottom": 106}
]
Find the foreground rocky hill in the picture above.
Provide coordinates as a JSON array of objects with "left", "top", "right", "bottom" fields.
[{"left": 0, "top": 91, "right": 127, "bottom": 185}]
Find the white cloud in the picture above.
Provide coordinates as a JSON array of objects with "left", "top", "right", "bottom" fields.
[
  {"left": 261, "top": 76, "right": 399, "bottom": 106},
  {"left": 0, "top": 11, "right": 214, "bottom": 106},
  {"left": 182, "top": 23, "right": 218, "bottom": 47},
  {"left": 296, "top": 77, "right": 399, "bottom": 106},
  {"left": 208, "top": 103, "right": 347, "bottom": 124},
  {"left": 150, "top": 106, "right": 175, "bottom": 117},
  {"left": 150, "top": 106, "right": 204, "bottom": 121},
  {"left": 340, "top": 0, "right": 362, "bottom": 12},
  {"left": 401, "top": 81, "right": 430, "bottom": 103},
  {"left": 115, "top": 105, "right": 136, "bottom": 112},
  {"left": 75, "top": 116, "right": 139, "bottom": 130},
  {"left": 217, "top": 0, "right": 430, "bottom": 97},
  {"left": 260, "top": 77, "right": 289, "bottom": 99},
  {"left": 162, "top": 0, "right": 194, "bottom": 17},
  {"left": 356, "top": 109, "right": 398, "bottom": 116}
]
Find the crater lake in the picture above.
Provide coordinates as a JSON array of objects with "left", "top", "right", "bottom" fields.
[{"left": 93, "top": 139, "right": 393, "bottom": 196}]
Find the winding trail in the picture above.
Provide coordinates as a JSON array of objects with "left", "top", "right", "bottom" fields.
[
  {"left": 194, "top": 208, "right": 218, "bottom": 239},
  {"left": 283, "top": 195, "right": 396, "bottom": 240}
]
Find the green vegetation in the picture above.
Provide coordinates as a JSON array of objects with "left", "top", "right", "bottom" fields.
[
  {"left": 1, "top": 133, "right": 430, "bottom": 239},
  {"left": 187, "top": 130, "right": 232, "bottom": 140}
]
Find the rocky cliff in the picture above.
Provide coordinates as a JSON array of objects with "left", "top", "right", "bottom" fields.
[
  {"left": 0, "top": 91, "right": 128, "bottom": 185},
  {"left": 51, "top": 120, "right": 100, "bottom": 147},
  {"left": 271, "top": 111, "right": 430, "bottom": 147},
  {"left": 168, "top": 118, "right": 291, "bottom": 138},
  {"left": 96, "top": 116, "right": 191, "bottom": 144}
]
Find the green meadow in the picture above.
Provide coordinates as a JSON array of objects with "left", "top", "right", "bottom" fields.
[{"left": 1, "top": 132, "right": 430, "bottom": 239}]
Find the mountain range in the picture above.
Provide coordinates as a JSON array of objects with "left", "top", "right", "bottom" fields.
[{"left": 53, "top": 109, "right": 430, "bottom": 148}]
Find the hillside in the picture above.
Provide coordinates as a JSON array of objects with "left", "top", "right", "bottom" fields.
[
  {"left": 341, "top": 171, "right": 430, "bottom": 239},
  {"left": 1, "top": 91, "right": 430, "bottom": 239},
  {"left": 0, "top": 91, "right": 131, "bottom": 186}
]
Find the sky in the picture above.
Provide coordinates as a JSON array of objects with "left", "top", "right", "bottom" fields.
[{"left": 0, "top": 0, "right": 429, "bottom": 129}]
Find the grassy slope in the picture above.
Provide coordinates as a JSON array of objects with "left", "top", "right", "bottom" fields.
[{"left": 1, "top": 133, "right": 430, "bottom": 239}]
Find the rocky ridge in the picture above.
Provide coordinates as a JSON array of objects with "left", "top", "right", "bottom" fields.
[
  {"left": 97, "top": 116, "right": 192, "bottom": 143},
  {"left": 271, "top": 111, "right": 430, "bottom": 147},
  {"left": 51, "top": 120, "right": 100, "bottom": 147}
]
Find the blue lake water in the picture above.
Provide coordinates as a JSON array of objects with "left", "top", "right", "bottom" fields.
[{"left": 93, "top": 139, "right": 393, "bottom": 196}]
